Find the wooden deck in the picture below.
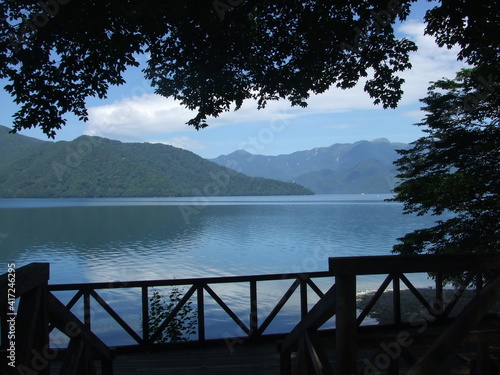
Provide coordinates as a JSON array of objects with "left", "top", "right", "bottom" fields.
[
  {"left": 111, "top": 345, "right": 491, "bottom": 375},
  {"left": 113, "top": 342, "right": 281, "bottom": 375},
  {"left": 49, "top": 340, "right": 485, "bottom": 375},
  {"left": 47, "top": 341, "right": 281, "bottom": 375}
]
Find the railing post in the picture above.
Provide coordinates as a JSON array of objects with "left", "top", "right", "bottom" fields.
[
  {"left": 390, "top": 275, "right": 401, "bottom": 375},
  {"left": 300, "top": 277, "right": 308, "bottom": 319},
  {"left": 335, "top": 274, "right": 357, "bottom": 375},
  {"left": 142, "top": 286, "right": 149, "bottom": 345},
  {"left": 250, "top": 280, "right": 258, "bottom": 335},
  {"left": 393, "top": 274, "right": 401, "bottom": 326},
  {"left": 435, "top": 272, "right": 443, "bottom": 304},
  {"left": 84, "top": 290, "right": 91, "bottom": 330},
  {"left": 9, "top": 263, "right": 50, "bottom": 375},
  {"left": 197, "top": 284, "right": 205, "bottom": 342}
]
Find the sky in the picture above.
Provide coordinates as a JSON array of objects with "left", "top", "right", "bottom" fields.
[{"left": 0, "top": 1, "right": 466, "bottom": 160}]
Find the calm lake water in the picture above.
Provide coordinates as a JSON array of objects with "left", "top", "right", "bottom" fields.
[
  {"left": 0, "top": 194, "right": 442, "bottom": 284},
  {"left": 0, "top": 194, "right": 444, "bottom": 344}
]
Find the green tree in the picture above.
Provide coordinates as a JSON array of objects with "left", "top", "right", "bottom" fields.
[
  {"left": 1, "top": 0, "right": 497, "bottom": 137},
  {"left": 391, "top": 67, "right": 499, "bottom": 258},
  {"left": 142, "top": 287, "right": 197, "bottom": 343}
]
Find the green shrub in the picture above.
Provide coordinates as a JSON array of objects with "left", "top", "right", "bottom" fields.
[{"left": 142, "top": 287, "right": 197, "bottom": 343}]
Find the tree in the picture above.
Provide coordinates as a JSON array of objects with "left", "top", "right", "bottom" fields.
[
  {"left": 390, "top": 67, "right": 499, "bottom": 259},
  {"left": 1, "top": 0, "right": 497, "bottom": 137}
]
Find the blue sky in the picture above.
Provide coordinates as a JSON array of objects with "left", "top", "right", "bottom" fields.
[{"left": 1, "top": 1, "right": 466, "bottom": 159}]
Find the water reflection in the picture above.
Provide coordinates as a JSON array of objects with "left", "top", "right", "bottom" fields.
[{"left": 0, "top": 195, "right": 446, "bottom": 285}]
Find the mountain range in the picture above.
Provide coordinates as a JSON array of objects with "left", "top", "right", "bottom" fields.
[
  {"left": 0, "top": 125, "right": 312, "bottom": 198},
  {"left": 211, "top": 139, "right": 409, "bottom": 194},
  {"left": 0, "top": 125, "right": 409, "bottom": 196}
]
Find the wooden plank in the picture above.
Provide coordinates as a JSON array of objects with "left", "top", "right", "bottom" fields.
[
  {"left": 204, "top": 284, "right": 249, "bottom": 335},
  {"left": 280, "top": 285, "right": 336, "bottom": 354},
  {"left": 307, "top": 278, "right": 326, "bottom": 299},
  {"left": 65, "top": 290, "right": 84, "bottom": 311},
  {"left": 257, "top": 278, "right": 301, "bottom": 336},
  {"left": 47, "top": 292, "right": 114, "bottom": 362},
  {"left": 356, "top": 274, "right": 393, "bottom": 326},
  {"left": 393, "top": 275, "right": 401, "bottom": 326},
  {"left": 84, "top": 291, "right": 91, "bottom": 330},
  {"left": 16, "top": 286, "right": 44, "bottom": 372},
  {"left": 49, "top": 290, "right": 83, "bottom": 334},
  {"left": 408, "top": 275, "right": 500, "bottom": 374},
  {"left": 142, "top": 286, "right": 149, "bottom": 343},
  {"left": 300, "top": 280, "right": 308, "bottom": 319},
  {"left": 90, "top": 289, "right": 143, "bottom": 345},
  {"left": 0, "top": 263, "right": 49, "bottom": 303},
  {"left": 329, "top": 253, "right": 500, "bottom": 276},
  {"left": 197, "top": 285, "right": 205, "bottom": 342},
  {"left": 400, "top": 274, "right": 432, "bottom": 315},
  {"left": 249, "top": 280, "right": 258, "bottom": 335},
  {"left": 335, "top": 274, "right": 356, "bottom": 374},
  {"left": 150, "top": 284, "right": 197, "bottom": 343},
  {"left": 294, "top": 334, "right": 308, "bottom": 374},
  {"left": 59, "top": 337, "right": 84, "bottom": 375},
  {"left": 49, "top": 271, "right": 332, "bottom": 291},
  {"left": 438, "top": 272, "right": 476, "bottom": 321},
  {"left": 101, "top": 357, "right": 114, "bottom": 375},
  {"left": 39, "top": 282, "right": 50, "bottom": 375},
  {"left": 304, "top": 330, "right": 334, "bottom": 375}
]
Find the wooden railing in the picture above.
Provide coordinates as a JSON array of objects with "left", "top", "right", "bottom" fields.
[
  {"left": 408, "top": 273, "right": 500, "bottom": 375},
  {"left": 48, "top": 271, "right": 333, "bottom": 349},
  {"left": 279, "top": 253, "right": 500, "bottom": 375},
  {"left": 4, "top": 254, "right": 500, "bottom": 374},
  {"left": 1, "top": 263, "right": 50, "bottom": 375},
  {"left": 0, "top": 263, "right": 114, "bottom": 375}
]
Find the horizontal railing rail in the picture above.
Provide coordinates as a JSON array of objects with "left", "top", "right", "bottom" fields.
[{"left": 48, "top": 271, "right": 333, "bottom": 350}]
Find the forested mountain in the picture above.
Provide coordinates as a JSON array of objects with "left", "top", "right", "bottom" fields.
[
  {"left": 211, "top": 139, "right": 409, "bottom": 194},
  {"left": 0, "top": 126, "right": 312, "bottom": 198}
]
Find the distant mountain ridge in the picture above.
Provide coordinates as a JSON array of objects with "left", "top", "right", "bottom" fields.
[
  {"left": 211, "top": 139, "right": 409, "bottom": 194},
  {"left": 0, "top": 125, "right": 312, "bottom": 198}
]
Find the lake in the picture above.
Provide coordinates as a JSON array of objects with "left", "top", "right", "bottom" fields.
[
  {"left": 0, "top": 194, "right": 444, "bottom": 344},
  {"left": 0, "top": 194, "right": 442, "bottom": 284}
]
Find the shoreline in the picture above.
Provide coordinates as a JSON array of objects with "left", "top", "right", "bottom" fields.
[{"left": 356, "top": 288, "right": 478, "bottom": 325}]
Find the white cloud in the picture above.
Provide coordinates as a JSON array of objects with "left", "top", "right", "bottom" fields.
[
  {"left": 84, "top": 21, "right": 465, "bottom": 142},
  {"left": 85, "top": 94, "right": 196, "bottom": 138},
  {"left": 397, "top": 20, "right": 465, "bottom": 105}
]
